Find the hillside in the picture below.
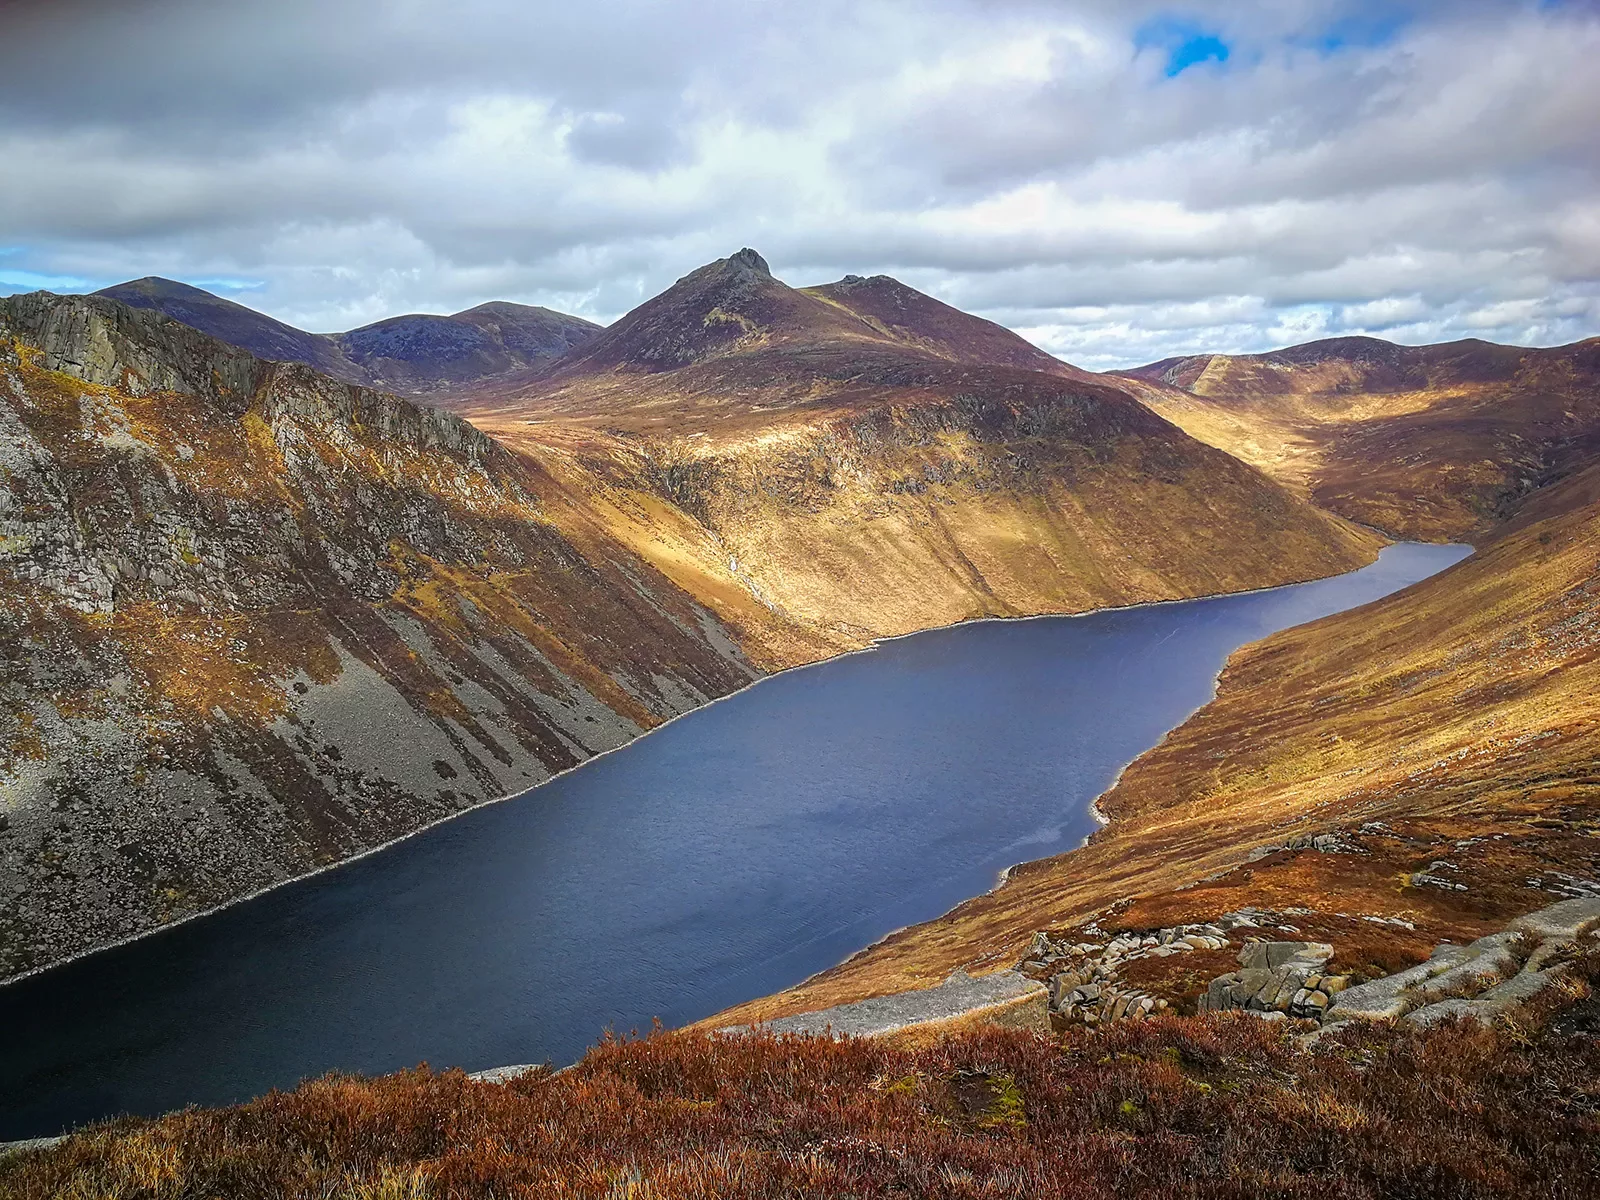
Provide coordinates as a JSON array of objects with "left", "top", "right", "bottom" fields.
[
  {"left": 7, "top": 976, "right": 1598, "bottom": 1198},
  {"left": 0, "top": 292, "right": 753, "bottom": 980},
  {"left": 714, "top": 456, "right": 1600, "bottom": 1027},
  {"left": 1116, "top": 336, "right": 1600, "bottom": 540},
  {"left": 464, "top": 250, "right": 1384, "bottom": 661},
  {"left": 93, "top": 278, "right": 598, "bottom": 399}
]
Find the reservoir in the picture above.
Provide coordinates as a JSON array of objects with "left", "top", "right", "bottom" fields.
[{"left": 0, "top": 542, "right": 1469, "bottom": 1138}]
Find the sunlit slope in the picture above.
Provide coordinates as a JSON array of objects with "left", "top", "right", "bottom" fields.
[
  {"left": 1118, "top": 335, "right": 1600, "bottom": 540},
  {"left": 714, "top": 463, "right": 1600, "bottom": 1024},
  {"left": 0, "top": 292, "right": 754, "bottom": 979},
  {"left": 467, "top": 251, "right": 1384, "bottom": 658}
]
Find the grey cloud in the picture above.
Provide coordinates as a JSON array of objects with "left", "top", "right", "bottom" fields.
[{"left": 0, "top": 0, "right": 1594, "bottom": 366}]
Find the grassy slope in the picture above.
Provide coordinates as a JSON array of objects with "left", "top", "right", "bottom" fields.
[
  {"left": 1119, "top": 337, "right": 1600, "bottom": 540},
  {"left": 714, "top": 462, "right": 1600, "bottom": 1025},
  {"left": 6, "top": 963, "right": 1596, "bottom": 1199}
]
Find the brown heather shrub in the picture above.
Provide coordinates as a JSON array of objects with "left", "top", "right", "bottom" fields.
[{"left": 4, "top": 967, "right": 1599, "bottom": 1199}]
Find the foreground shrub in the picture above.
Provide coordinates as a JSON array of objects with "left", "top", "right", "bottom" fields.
[{"left": 5, "top": 971, "right": 1598, "bottom": 1199}]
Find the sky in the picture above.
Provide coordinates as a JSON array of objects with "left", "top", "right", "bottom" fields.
[{"left": 1, "top": 0, "right": 1596, "bottom": 369}]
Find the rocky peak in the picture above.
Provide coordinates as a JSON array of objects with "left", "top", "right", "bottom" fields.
[{"left": 725, "top": 247, "right": 771, "bottom": 277}]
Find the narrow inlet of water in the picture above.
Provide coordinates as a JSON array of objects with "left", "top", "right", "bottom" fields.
[{"left": 0, "top": 542, "right": 1470, "bottom": 1139}]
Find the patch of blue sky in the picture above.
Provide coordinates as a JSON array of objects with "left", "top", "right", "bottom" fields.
[
  {"left": 0, "top": 268, "right": 95, "bottom": 292},
  {"left": 1134, "top": 16, "right": 1232, "bottom": 77},
  {"left": 1299, "top": 7, "right": 1413, "bottom": 55},
  {"left": 188, "top": 277, "right": 266, "bottom": 292}
]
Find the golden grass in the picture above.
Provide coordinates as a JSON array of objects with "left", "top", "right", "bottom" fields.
[{"left": 710, "top": 463, "right": 1600, "bottom": 1027}]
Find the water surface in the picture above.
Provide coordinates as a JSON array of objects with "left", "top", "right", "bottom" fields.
[{"left": 0, "top": 543, "right": 1469, "bottom": 1138}]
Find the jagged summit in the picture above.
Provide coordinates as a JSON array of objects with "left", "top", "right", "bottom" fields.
[
  {"left": 725, "top": 247, "right": 771, "bottom": 276},
  {"left": 542, "top": 249, "right": 879, "bottom": 377}
]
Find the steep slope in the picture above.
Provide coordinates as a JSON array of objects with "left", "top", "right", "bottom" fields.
[
  {"left": 96, "top": 277, "right": 354, "bottom": 378},
  {"left": 1117, "top": 335, "right": 1600, "bottom": 539},
  {"left": 465, "top": 251, "right": 1384, "bottom": 660},
  {"left": 716, "top": 460, "right": 1600, "bottom": 1026},
  {"left": 0, "top": 292, "right": 755, "bottom": 980},
  {"left": 92, "top": 278, "right": 599, "bottom": 399},
  {"left": 806, "top": 272, "right": 1089, "bottom": 379}
]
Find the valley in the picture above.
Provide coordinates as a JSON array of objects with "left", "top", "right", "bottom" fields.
[
  {"left": 2, "top": 249, "right": 1598, "bottom": 1185},
  {"left": 1117, "top": 336, "right": 1600, "bottom": 540},
  {"left": 0, "top": 253, "right": 1383, "bottom": 983}
]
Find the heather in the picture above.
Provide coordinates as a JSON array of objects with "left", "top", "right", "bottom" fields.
[{"left": 6, "top": 962, "right": 1597, "bottom": 1199}]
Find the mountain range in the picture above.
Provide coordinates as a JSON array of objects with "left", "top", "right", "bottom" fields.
[
  {"left": 3, "top": 248, "right": 1599, "bottom": 1010},
  {"left": 1, "top": 251, "right": 1380, "bottom": 978},
  {"left": 95, "top": 276, "right": 599, "bottom": 398},
  {"left": 6, "top": 247, "right": 1600, "bottom": 1195}
]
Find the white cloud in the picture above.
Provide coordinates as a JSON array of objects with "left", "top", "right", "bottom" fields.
[{"left": 0, "top": 0, "right": 1595, "bottom": 364}]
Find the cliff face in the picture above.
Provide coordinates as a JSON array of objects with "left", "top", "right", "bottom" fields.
[
  {"left": 1117, "top": 336, "right": 1600, "bottom": 540},
  {"left": 0, "top": 293, "right": 756, "bottom": 980}
]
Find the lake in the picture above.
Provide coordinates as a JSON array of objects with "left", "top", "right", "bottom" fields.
[{"left": 0, "top": 542, "right": 1470, "bottom": 1139}]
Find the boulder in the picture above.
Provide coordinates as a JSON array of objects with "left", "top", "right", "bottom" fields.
[
  {"left": 1507, "top": 897, "right": 1600, "bottom": 942},
  {"left": 1404, "top": 998, "right": 1496, "bottom": 1029},
  {"left": 1478, "top": 965, "right": 1570, "bottom": 1008},
  {"left": 1416, "top": 945, "right": 1520, "bottom": 1004},
  {"left": 1238, "top": 941, "right": 1334, "bottom": 972}
]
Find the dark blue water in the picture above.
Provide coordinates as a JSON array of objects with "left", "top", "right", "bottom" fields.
[{"left": 0, "top": 543, "right": 1468, "bottom": 1138}]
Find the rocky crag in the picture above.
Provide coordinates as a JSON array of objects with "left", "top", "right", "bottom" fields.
[{"left": 0, "top": 291, "right": 756, "bottom": 979}]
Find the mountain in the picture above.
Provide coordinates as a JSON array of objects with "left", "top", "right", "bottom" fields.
[
  {"left": 0, "top": 259, "right": 1388, "bottom": 978},
  {"left": 92, "top": 277, "right": 599, "bottom": 399},
  {"left": 1114, "top": 335, "right": 1600, "bottom": 539},
  {"left": 527, "top": 249, "right": 1085, "bottom": 383},
  {"left": 716, "top": 456, "right": 1600, "bottom": 1030},
  {"left": 95, "top": 277, "right": 353, "bottom": 377},
  {"left": 464, "top": 250, "right": 1383, "bottom": 658},
  {"left": 0, "top": 291, "right": 752, "bottom": 979}
]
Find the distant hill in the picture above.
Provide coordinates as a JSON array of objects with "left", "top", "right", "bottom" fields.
[
  {"left": 95, "top": 277, "right": 354, "bottom": 378},
  {"left": 92, "top": 277, "right": 599, "bottom": 399},
  {"left": 1113, "top": 335, "right": 1600, "bottom": 539}
]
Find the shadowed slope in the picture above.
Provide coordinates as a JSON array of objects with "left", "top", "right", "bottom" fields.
[
  {"left": 96, "top": 277, "right": 354, "bottom": 379},
  {"left": 1118, "top": 335, "right": 1600, "bottom": 539},
  {"left": 465, "top": 251, "right": 1384, "bottom": 660}
]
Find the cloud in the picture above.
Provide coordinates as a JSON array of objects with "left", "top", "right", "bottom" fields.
[{"left": 0, "top": 0, "right": 1595, "bottom": 365}]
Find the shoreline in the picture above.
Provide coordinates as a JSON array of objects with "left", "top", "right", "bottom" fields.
[
  {"left": 0, "top": 548, "right": 1414, "bottom": 993},
  {"left": 697, "top": 539, "right": 1471, "bottom": 1021}
]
